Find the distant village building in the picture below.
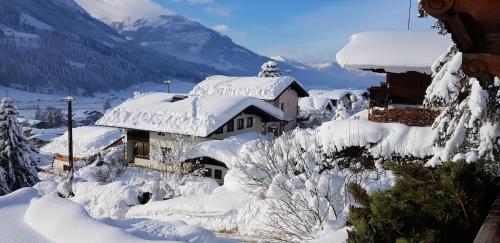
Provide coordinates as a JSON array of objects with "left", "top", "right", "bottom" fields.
[
  {"left": 96, "top": 93, "right": 286, "bottom": 180},
  {"left": 41, "top": 126, "right": 123, "bottom": 171},
  {"left": 298, "top": 96, "right": 334, "bottom": 114},
  {"left": 189, "top": 75, "right": 308, "bottom": 134},
  {"left": 308, "top": 89, "right": 354, "bottom": 108},
  {"left": 26, "top": 127, "right": 66, "bottom": 148},
  {"left": 336, "top": 31, "right": 452, "bottom": 107},
  {"left": 336, "top": 31, "right": 452, "bottom": 126}
]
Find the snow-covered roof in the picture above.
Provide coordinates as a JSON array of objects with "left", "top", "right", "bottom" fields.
[
  {"left": 96, "top": 92, "right": 285, "bottom": 137},
  {"left": 308, "top": 90, "right": 353, "bottom": 100},
  {"left": 189, "top": 75, "right": 308, "bottom": 100},
  {"left": 336, "top": 31, "right": 453, "bottom": 74},
  {"left": 41, "top": 126, "right": 123, "bottom": 158},
  {"left": 298, "top": 97, "right": 333, "bottom": 111},
  {"left": 349, "top": 89, "right": 369, "bottom": 97}
]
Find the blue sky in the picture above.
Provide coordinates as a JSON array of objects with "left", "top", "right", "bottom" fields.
[
  {"left": 77, "top": 0, "right": 437, "bottom": 63},
  {"left": 151, "top": 0, "right": 436, "bottom": 62}
]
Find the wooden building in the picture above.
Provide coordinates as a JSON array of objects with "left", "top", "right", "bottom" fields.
[
  {"left": 336, "top": 31, "right": 452, "bottom": 108},
  {"left": 368, "top": 71, "right": 432, "bottom": 107},
  {"left": 421, "top": 0, "right": 500, "bottom": 85},
  {"left": 421, "top": 1, "right": 500, "bottom": 242}
]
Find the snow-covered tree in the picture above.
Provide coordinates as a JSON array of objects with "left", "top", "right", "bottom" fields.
[
  {"left": 0, "top": 98, "right": 39, "bottom": 195},
  {"left": 235, "top": 134, "right": 351, "bottom": 240},
  {"left": 424, "top": 46, "right": 500, "bottom": 168},
  {"left": 151, "top": 135, "right": 196, "bottom": 175},
  {"left": 334, "top": 99, "right": 351, "bottom": 120},
  {"left": 258, "top": 61, "right": 282, "bottom": 77}
]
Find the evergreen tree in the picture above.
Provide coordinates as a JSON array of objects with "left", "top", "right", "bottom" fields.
[
  {"left": 424, "top": 46, "right": 500, "bottom": 168},
  {"left": 0, "top": 98, "right": 39, "bottom": 195},
  {"left": 347, "top": 160, "right": 497, "bottom": 243},
  {"left": 258, "top": 61, "right": 282, "bottom": 77}
]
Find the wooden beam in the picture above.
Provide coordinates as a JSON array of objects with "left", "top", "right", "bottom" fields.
[
  {"left": 420, "top": 0, "right": 455, "bottom": 19},
  {"left": 454, "top": 0, "right": 500, "bottom": 18},
  {"left": 463, "top": 53, "right": 500, "bottom": 80},
  {"left": 474, "top": 192, "right": 500, "bottom": 243}
]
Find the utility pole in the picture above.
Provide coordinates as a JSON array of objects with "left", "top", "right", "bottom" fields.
[
  {"left": 63, "top": 96, "right": 74, "bottom": 188},
  {"left": 164, "top": 80, "right": 171, "bottom": 93}
]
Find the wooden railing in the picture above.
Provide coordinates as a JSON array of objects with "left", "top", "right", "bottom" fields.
[{"left": 474, "top": 192, "right": 500, "bottom": 243}]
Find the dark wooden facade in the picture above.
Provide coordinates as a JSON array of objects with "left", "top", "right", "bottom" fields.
[{"left": 369, "top": 72, "right": 432, "bottom": 107}]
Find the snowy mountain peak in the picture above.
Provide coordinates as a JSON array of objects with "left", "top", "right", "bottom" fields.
[{"left": 111, "top": 14, "right": 263, "bottom": 73}]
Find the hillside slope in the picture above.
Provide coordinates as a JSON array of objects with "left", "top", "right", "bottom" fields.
[{"left": 0, "top": 0, "right": 221, "bottom": 95}]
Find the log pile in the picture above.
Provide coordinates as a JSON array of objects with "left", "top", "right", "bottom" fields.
[{"left": 368, "top": 107, "right": 440, "bottom": 127}]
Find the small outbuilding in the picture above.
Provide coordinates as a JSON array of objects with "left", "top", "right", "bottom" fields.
[{"left": 41, "top": 126, "right": 124, "bottom": 171}]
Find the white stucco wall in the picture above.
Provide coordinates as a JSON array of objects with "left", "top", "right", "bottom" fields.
[{"left": 126, "top": 112, "right": 264, "bottom": 168}]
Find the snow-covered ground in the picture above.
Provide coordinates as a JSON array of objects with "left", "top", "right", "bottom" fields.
[{"left": 0, "top": 187, "right": 235, "bottom": 243}]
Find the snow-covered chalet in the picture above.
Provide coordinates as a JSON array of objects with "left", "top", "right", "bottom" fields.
[
  {"left": 96, "top": 93, "right": 287, "bottom": 178},
  {"left": 189, "top": 75, "right": 309, "bottom": 134}
]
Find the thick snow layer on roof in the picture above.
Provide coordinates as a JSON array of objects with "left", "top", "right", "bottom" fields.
[
  {"left": 298, "top": 97, "right": 332, "bottom": 111},
  {"left": 336, "top": 31, "right": 452, "bottom": 74},
  {"left": 189, "top": 75, "right": 303, "bottom": 100},
  {"left": 40, "top": 126, "right": 123, "bottom": 158},
  {"left": 96, "top": 92, "right": 284, "bottom": 137},
  {"left": 190, "top": 132, "right": 262, "bottom": 167},
  {"left": 309, "top": 89, "right": 353, "bottom": 100}
]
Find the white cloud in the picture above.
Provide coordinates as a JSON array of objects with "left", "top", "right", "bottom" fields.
[
  {"left": 75, "top": 0, "right": 175, "bottom": 22},
  {"left": 204, "top": 7, "right": 231, "bottom": 16},
  {"left": 211, "top": 24, "right": 247, "bottom": 43},
  {"left": 211, "top": 24, "right": 229, "bottom": 33}
]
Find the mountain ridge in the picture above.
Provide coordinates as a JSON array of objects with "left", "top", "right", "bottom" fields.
[{"left": 0, "top": 0, "right": 223, "bottom": 95}]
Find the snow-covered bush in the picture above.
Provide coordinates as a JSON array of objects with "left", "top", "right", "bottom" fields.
[
  {"left": 298, "top": 108, "right": 335, "bottom": 128},
  {"left": 76, "top": 145, "right": 126, "bottom": 183},
  {"left": 71, "top": 181, "right": 140, "bottom": 218},
  {"left": 235, "top": 133, "right": 379, "bottom": 240},
  {"left": 334, "top": 98, "right": 352, "bottom": 120},
  {"left": 57, "top": 178, "right": 73, "bottom": 198},
  {"left": 258, "top": 61, "right": 282, "bottom": 78},
  {"left": 150, "top": 135, "right": 197, "bottom": 176},
  {"left": 0, "top": 98, "right": 39, "bottom": 195},
  {"left": 424, "top": 46, "right": 500, "bottom": 167}
]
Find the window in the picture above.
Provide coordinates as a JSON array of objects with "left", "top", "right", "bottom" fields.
[
  {"left": 214, "top": 127, "right": 223, "bottom": 134},
  {"left": 204, "top": 168, "right": 212, "bottom": 178},
  {"left": 134, "top": 141, "right": 149, "bottom": 159},
  {"left": 247, "top": 117, "right": 253, "bottom": 128},
  {"left": 280, "top": 103, "right": 285, "bottom": 111},
  {"left": 237, "top": 118, "right": 244, "bottom": 130},
  {"left": 214, "top": 169, "right": 223, "bottom": 180},
  {"left": 226, "top": 119, "right": 234, "bottom": 132}
]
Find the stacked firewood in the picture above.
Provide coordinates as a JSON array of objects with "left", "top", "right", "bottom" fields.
[{"left": 368, "top": 107, "right": 440, "bottom": 127}]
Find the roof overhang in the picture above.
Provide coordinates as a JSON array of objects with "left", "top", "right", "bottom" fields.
[{"left": 421, "top": 0, "right": 500, "bottom": 84}]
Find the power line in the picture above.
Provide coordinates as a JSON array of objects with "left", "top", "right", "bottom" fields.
[{"left": 407, "top": 0, "right": 412, "bottom": 30}]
